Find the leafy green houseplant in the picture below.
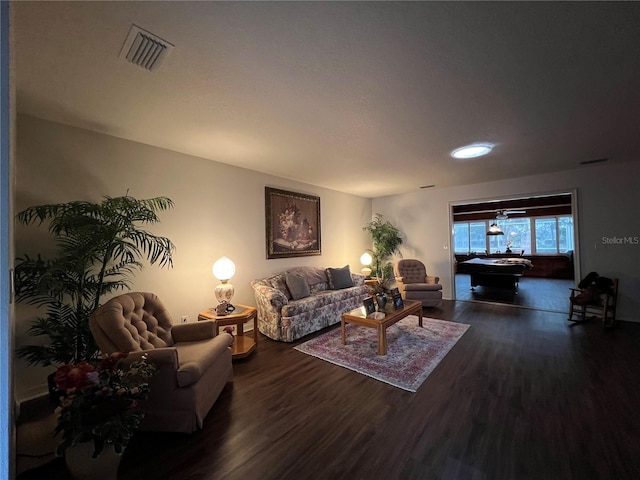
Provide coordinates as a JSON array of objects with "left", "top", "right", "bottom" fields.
[
  {"left": 363, "top": 214, "right": 403, "bottom": 291},
  {"left": 15, "top": 195, "right": 175, "bottom": 367},
  {"left": 54, "top": 352, "right": 157, "bottom": 457}
]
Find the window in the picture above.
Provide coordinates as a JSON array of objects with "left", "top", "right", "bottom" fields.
[
  {"left": 453, "top": 222, "right": 488, "bottom": 253},
  {"left": 558, "top": 216, "right": 574, "bottom": 253},
  {"left": 534, "top": 216, "right": 573, "bottom": 254},
  {"left": 490, "top": 218, "right": 532, "bottom": 254},
  {"left": 535, "top": 218, "right": 557, "bottom": 253},
  {"left": 469, "top": 222, "right": 486, "bottom": 252},
  {"left": 453, "top": 223, "right": 469, "bottom": 253},
  {"left": 454, "top": 216, "right": 574, "bottom": 255}
]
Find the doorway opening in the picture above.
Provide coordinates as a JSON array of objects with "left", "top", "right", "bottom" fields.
[{"left": 450, "top": 191, "right": 579, "bottom": 313}]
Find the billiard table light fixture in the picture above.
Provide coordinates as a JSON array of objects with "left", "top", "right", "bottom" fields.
[{"left": 487, "top": 223, "right": 505, "bottom": 236}]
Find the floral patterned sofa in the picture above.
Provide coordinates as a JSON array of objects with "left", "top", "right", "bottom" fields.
[{"left": 251, "top": 266, "right": 368, "bottom": 342}]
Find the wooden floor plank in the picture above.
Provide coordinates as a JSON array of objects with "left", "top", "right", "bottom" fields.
[{"left": 455, "top": 273, "right": 574, "bottom": 312}]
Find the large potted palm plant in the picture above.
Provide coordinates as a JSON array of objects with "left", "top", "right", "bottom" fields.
[
  {"left": 15, "top": 195, "right": 176, "bottom": 370},
  {"left": 363, "top": 214, "right": 403, "bottom": 292}
]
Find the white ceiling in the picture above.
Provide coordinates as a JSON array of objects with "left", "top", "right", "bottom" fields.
[{"left": 12, "top": 1, "right": 640, "bottom": 198}]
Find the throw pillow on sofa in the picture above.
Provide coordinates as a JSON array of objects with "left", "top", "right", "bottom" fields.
[
  {"left": 325, "top": 265, "right": 354, "bottom": 290},
  {"left": 268, "top": 273, "right": 292, "bottom": 300},
  {"left": 285, "top": 271, "right": 311, "bottom": 300}
]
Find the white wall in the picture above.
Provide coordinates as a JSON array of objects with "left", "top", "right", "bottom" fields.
[
  {"left": 14, "top": 114, "right": 373, "bottom": 401},
  {"left": 372, "top": 160, "right": 640, "bottom": 323}
]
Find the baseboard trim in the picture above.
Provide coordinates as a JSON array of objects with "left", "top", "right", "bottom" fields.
[{"left": 17, "top": 385, "right": 49, "bottom": 406}]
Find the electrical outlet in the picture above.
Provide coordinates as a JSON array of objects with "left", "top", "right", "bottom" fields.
[{"left": 181, "top": 315, "right": 188, "bottom": 323}]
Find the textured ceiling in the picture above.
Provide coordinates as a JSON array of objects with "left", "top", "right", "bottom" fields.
[{"left": 12, "top": 1, "right": 640, "bottom": 198}]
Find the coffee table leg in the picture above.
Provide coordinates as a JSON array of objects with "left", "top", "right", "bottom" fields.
[
  {"left": 377, "top": 326, "right": 387, "bottom": 355},
  {"left": 418, "top": 306, "right": 423, "bottom": 327}
]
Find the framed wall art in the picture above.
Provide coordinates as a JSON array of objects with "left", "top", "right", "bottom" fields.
[{"left": 265, "top": 187, "right": 321, "bottom": 259}]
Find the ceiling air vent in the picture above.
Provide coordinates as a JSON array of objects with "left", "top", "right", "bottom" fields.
[{"left": 119, "top": 24, "right": 174, "bottom": 72}]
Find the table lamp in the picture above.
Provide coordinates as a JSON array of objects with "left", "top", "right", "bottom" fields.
[
  {"left": 212, "top": 256, "right": 236, "bottom": 304},
  {"left": 360, "top": 252, "right": 373, "bottom": 278}
]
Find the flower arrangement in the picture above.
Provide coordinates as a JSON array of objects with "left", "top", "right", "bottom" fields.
[
  {"left": 276, "top": 201, "right": 317, "bottom": 250},
  {"left": 278, "top": 201, "right": 300, "bottom": 241},
  {"left": 54, "top": 352, "right": 157, "bottom": 457}
]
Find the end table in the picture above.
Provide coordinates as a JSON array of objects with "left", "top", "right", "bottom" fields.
[
  {"left": 364, "top": 277, "right": 380, "bottom": 295},
  {"left": 197, "top": 304, "right": 257, "bottom": 359}
]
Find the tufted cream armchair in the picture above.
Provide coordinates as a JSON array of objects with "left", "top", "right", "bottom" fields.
[
  {"left": 394, "top": 259, "right": 443, "bottom": 307},
  {"left": 89, "top": 292, "right": 233, "bottom": 433}
]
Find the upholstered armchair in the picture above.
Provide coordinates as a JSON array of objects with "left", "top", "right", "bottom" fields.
[
  {"left": 394, "top": 259, "right": 443, "bottom": 307},
  {"left": 89, "top": 292, "right": 234, "bottom": 433}
]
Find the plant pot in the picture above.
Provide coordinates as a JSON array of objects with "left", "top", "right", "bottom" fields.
[
  {"left": 65, "top": 442, "right": 122, "bottom": 480},
  {"left": 47, "top": 372, "right": 60, "bottom": 405}
]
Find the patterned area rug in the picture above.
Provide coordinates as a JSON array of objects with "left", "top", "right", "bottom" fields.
[{"left": 294, "top": 316, "right": 470, "bottom": 392}]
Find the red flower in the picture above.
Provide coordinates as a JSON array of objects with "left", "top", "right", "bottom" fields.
[
  {"left": 54, "top": 362, "right": 99, "bottom": 391},
  {"left": 98, "top": 351, "right": 129, "bottom": 372}
]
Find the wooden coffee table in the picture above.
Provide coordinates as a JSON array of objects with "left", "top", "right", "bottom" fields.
[{"left": 341, "top": 299, "right": 422, "bottom": 355}]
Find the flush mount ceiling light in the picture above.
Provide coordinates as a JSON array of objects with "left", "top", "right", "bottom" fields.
[{"left": 451, "top": 143, "right": 495, "bottom": 159}]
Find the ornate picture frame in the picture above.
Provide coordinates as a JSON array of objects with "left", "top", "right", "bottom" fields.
[{"left": 265, "top": 187, "right": 321, "bottom": 259}]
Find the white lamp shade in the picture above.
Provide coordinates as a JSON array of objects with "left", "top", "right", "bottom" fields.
[{"left": 212, "top": 256, "right": 236, "bottom": 281}]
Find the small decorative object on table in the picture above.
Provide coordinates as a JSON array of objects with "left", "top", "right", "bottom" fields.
[
  {"left": 223, "top": 326, "right": 235, "bottom": 343},
  {"left": 505, "top": 239, "right": 513, "bottom": 254},
  {"left": 216, "top": 302, "right": 235, "bottom": 316},
  {"left": 53, "top": 352, "right": 156, "bottom": 480},
  {"left": 363, "top": 296, "right": 376, "bottom": 315},
  {"left": 375, "top": 292, "right": 387, "bottom": 309},
  {"left": 390, "top": 287, "right": 404, "bottom": 309}
]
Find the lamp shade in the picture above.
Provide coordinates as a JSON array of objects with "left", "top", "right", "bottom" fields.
[
  {"left": 212, "top": 256, "right": 235, "bottom": 281},
  {"left": 360, "top": 252, "right": 372, "bottom": 266},
  {"left": 487, "top": 223, "right": 504, "bottom": 236}
]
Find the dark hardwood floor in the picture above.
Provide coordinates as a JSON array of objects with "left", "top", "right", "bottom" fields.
[
  {"left": 455, "top": 273, "right": 574, "bottom": 313},
  {"left": 18, "top": 300, "right": 640, "bottom": 480}
]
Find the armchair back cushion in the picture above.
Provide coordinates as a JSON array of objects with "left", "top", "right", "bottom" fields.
[
  {"left": 396, "top": 259, "right": 428, "bottom": 283},
  {"left": 394, "top": 259, "right": 443, "bottom": 307},
  {"left": 90, "top": 292, "right": 174, "bottom": 353}
]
